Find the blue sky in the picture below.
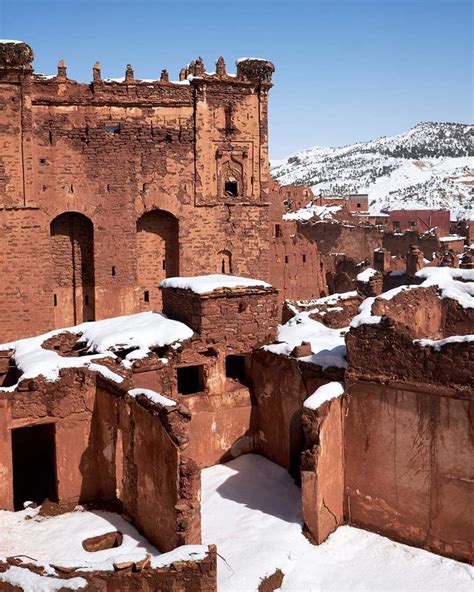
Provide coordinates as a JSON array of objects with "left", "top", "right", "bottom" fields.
[{"left": 1, "top": 0, "right": 472, "bottom": 158}]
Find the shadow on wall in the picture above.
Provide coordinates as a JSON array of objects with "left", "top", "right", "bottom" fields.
[{"left": 214, "top": 454, "right": 303, "bottom": 525}]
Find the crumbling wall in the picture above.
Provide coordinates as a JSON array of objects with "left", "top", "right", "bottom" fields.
[
  {"left": 0, "top": 546, "right": 217, "bottom": 591},
  {"left": 119, "top": 394, "right": 200, "bottom": 552},
  {"left": 301, "top": 398, "right": 345, "bottom": 544},
  {"left": 299, "top": 221, "right": 382, "bottom": 262},
  {"left": 252, "top": 350, "right": 344, "bottom": 478}
]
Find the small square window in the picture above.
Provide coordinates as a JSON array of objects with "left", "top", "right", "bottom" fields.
[
  {"left": 224, "top": 180, "right": 238, "bottom": 197},
  {"left": 177, "top": 365, "right": 205, "bottom": 395},
  {"left": 105, "top": 124, "right": 120, "bottom": 134}
]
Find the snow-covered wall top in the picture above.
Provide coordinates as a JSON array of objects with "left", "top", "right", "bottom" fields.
[
  {"left": 351, "top": 267, "right": 474, "bottom": 329},
  {"left": 0, "top": 311, "right": 193, "bottom": 392},
  {"left": 160, "top": 274, "right": 272, "bottom": 294},
  {"left": 264, "top": 312, "right": 347, "bottom": 369},
  {"left": 271, "top": 123, "right": 474, "bottom": 221}
]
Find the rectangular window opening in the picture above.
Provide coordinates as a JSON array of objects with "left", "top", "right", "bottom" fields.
[
  {"left": 302, "top": 254, "right": 306, "bottom": 263},
  {"left": 285, "top": 255, "right": 289, "bottom": 264},
  {"left": 111, "top": 266, "right": 116, "bottom": 276},
  {"left": 224, "top": 180, "right": 238, "bottom": 197},
  {"left": 225, "top": 355, "right": 248, "bottom": 386},
  {"left": 53, "top": 294, "right": 57, "bottom": 307},
  {"left": 105, "top": 124, "right": 120, "bottom": 135},
  {"left": 144, "top": 290, "right": 150, "bottom": 303},
  {"left": 274, "top": 224, "right": 282, "bottom": 238},
  {"left": 177, "top": 365, "right": 205, "bottom": 395},
  {"left": 162, "top": 260, "right": 166, "bottom": 271}
]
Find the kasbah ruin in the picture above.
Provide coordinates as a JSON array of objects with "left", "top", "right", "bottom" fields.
[{"left": 0, "top": 39, "right": 472, "bottom": 591}]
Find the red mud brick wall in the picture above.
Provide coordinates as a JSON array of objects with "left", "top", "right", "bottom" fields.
[{"left": 344, "top": 382, "right": 473, "bottom": 562}]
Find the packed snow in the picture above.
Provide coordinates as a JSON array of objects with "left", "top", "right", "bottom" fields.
[
  {"left": 356, "top": 267, "right": 378, "bottom": 282},
  {"left": 293, "top": 291, "right": 358, "bottom": 309},
  {"left": 201, "top": 454, "right": 473, "bottom": 592},
  {"left": 304, "top": 381, "right": 345, "bottom": 409},
  {"left": 271, "top": 123, "right": 474, "bottom": 221},
  {"left": 264, "top": 312, "right": 347, "bottom": 369},
  {"left": 160, "top": 274, "right": 272, "bottom": 294},
  {"left": 0, "top": 567, "right": 87, "bottom": 591},
  {"left": 0, "top": 506, "right": 207, "bottom": 575},
  {"left": 128, "top": 387, "right": 176, "bottom": 407},
  {"left": 0, "top": 311, "right": 193, "bottom": 392}
]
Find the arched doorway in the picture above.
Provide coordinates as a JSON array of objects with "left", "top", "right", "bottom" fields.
[
  {"left": 136, "top": 210, "right": 179, "bottom": 309},
  {"left": 50, "top": 212, "right": 95, "bottom": 327}
]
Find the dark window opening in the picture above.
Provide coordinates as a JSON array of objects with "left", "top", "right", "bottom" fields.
[
  {"left": 144, "top": 290, "right": 150, "bottom": 302},
  {"left": 177, "top": 365, "right": 204, "bottom": 395},
  {"left": 53, "top": 294, "right": 57, "bottom": 307},
  {"left": 356, "top": 203, "right": 361, "bottom": 208},
  {"left": 111, "top": 266, "right": 116, "bottom": 276},
  {"left": 12, "top": 423, "right": 57, "bottom": 511},
  {"left": 105, "top": 124, "right": 120, "bottom": 135},
  {"left": 409, "top": 220, "right": 417, "bottom": 228},
  {"left": 224, "top": 181, "right": 238, "bottom": 197},
  {"left": 238, "top": 301, "right": 249, "bottom": 313},
  {"left": 302, "top": 254, "right": 306, "bottom": 263},
  {"left": 162, "top": 260, "right": 166, "bottom": 271},
  {"left": 39, "top": 158, "right": 47, "bottom": 166},
  {"left": 274, "top": 224, "right": 282, "bottom": 238},
  {"left": 285, "top": 255, "right": 289, "bottom": 264},
  {"left": 225, "top": 355, "right": 248, "bottom": 386}
]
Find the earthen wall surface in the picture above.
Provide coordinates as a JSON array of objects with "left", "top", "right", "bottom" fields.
[{"left": 0, "top": 44, "right": 275, "bottom": 342}]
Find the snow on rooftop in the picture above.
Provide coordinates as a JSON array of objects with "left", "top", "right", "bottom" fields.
[
  {"left": 0, "top": 311, "right": 193, "bottom": 392},
  {"left": 304, "top": 381, "right": 345, "bottom": 410},
  {"left": 0, "top": 505, "right": 207, "bottom": 579},
  {"left": 0, "top": 39, "right": 24, "bottom": 44},
  {"left": 351, "top": 267, "right": 474, "bottom": 328},
  {"left": 236, "top": 57, "right": 269, "bottom": 63},
  {"left": 439, "top": 235, "right": 465, "bottom": 242},
  {"left": 128, "top": 387, "right": 176, "bottom": 407},
  {"left": 283, "top": 204, "right": 342, "bottom": 222},
  {"left": 160, "top": 274, "right": 272, "bottom": 294},
  {"left": 264, "top": 312, "right": 347, "bottom": 369},
  {"left": 202, "top": 454, "right": 473, "bottom": 592},
  {"left": 356, "top": 267, "right": 378, "bottom": 282},
  {"left": 294, "top": 290, "right": 358, "bottom": 308}
]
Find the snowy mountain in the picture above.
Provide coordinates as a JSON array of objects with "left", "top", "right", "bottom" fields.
[{"left": 271, "top": 123, "right": 474, "bottom": 220}]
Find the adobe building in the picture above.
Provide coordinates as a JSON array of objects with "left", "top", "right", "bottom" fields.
[
  {"left": 388, "top": 209, "right": 451, "bottom": 234},
  {"left": 0, "top": 40, "right": 276, "bottom": 343}
]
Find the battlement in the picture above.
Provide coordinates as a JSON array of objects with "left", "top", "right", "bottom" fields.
[{"left": 0, "top": 41, "right": 274, "bottom": 92}]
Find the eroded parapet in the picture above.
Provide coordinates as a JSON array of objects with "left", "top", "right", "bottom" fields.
[{"left": 0, "top": 40, "right": 34, "bottom": 73}]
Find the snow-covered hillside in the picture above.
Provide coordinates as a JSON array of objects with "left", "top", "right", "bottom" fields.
[{"left": 271, "top": 123, "right": 474, "bottom": 220}]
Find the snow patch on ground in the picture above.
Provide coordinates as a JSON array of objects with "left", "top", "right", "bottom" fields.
[
  {"left": 0, "top": 506, "right": 207, "bottom": 574},
  {"left": 160, "top": 274, "right": 272, "bottom": 294},
  {"left": 0, "top": 566, "right": 87, "bottom": 591},
  {"left": 201, "top": 454, "right": 474, "bottom": 592},
  {"left": 264, "top": 313, "right": 347, "bottom": 369}
]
